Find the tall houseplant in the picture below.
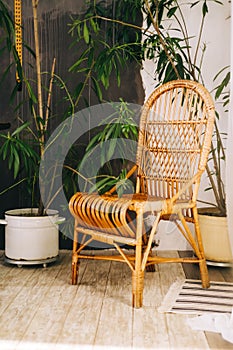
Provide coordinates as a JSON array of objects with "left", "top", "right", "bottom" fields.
[
  {"left": 0, "top": 0, "right": 53, "bottom": 213},
  {"left": 140, "top": 0, "right": 230, "bottom": 262},
  {"left": 0, "top": 0, "right": 141, "bottom": 256},
  {"left": 0, "top": 0, "right": 77, "bottom": 211},
  {"left": 0, "top": 0, "right": 66, "bottom": 265}
]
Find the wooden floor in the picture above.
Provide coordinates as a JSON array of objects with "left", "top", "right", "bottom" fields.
[{"left": 0, "top": 250, "right": 233, "bottom": 350}]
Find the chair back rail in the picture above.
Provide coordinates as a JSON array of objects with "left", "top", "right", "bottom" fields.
[{"left": 136, "top": 80, "right": 215, "bottom": 204}]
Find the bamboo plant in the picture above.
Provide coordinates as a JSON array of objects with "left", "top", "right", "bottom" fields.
[
  {"left": 0, "top": 0, "right": 59, "bottom": 215},
  {"left": 0, "top": 0, "right": 136, "bottom": 216}
]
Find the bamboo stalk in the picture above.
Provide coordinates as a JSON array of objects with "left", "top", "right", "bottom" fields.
[
  {"left": 45, "top": 57, "right": 56, "bottom": 131},
  {"left": 32, "top": 0, "right": 44, "bottom": 151},
  {"left": 31, "top": 0, "right": 45, "bottom": 216}
]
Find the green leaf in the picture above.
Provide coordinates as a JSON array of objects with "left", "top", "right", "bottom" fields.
[
  {"left": 86, "top": 133, "right": 102, "bottom": 152},
  {"left": 83, "top": 21, "right": 89, "bottom": 44},
  {"left": 0, "top": 139, "right": 9, "bottom": 160},
  {"left": 89, "top": 175, "right": 116, "bottom": 194},
  {"left": 214, "top": 71, "right": 230, "bottom": 100},
  {"left": 8, "top": 142, "right": 13, "bottom": 169},
  {"left": 202, "top": 1, "right": 208, "bottom": 17},
  {"left": 12, "top": 147, "right": 20, "bottom": 178},
  {"left": 167, "top": 7, "right": 177, "bottom": 18},
  {"left": 73, "top": 82, "right": 85, "bottom": 100},
  {"left": 190, "top": 1, "right": 200, "bottom": 8},
  {"left": 104, "top": 124, "right": 116, "bottom": 141},
  {"left": 107, "top": 138, "right": 117, "bottom": 161},
  {"left": 24, "top": 79, "right": 37, "bottom": 103},
  {"left": 90, "top": 18, "right": 98, "bottom": 34},
  {"left": 23, "top": 43, "right": 36, "bottom": 58},
  {"left": 11, "top": 122, "right": 30, "bottom": 137},
  {"left": 91, "top": 77, "right": 102, "bottom": 102},
  {"left": 69, "top": 56, "right": 88, "bottom": 72}
]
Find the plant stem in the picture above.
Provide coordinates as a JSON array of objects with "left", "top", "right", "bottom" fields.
[
  {"left": 32, "top": 0, "right": 44, "bottom": 215},
  {"left": 144, "top": 0, "right": 180, "bottom": 79},
  {"left": 32, "top": 0, "right": 44, "bottom": 153},
  {"left": 45, "top": 57, "right": 56, "bottom": 132},
  {"left": 193, "top": 11, "right": 205, "bottom": 77},
  {"left": 173, "top": 1, "right": 193, "bottom": 78}
]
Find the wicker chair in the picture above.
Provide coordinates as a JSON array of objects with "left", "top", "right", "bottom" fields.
[{"left": 69, "top": 80, "right": 215, "bottom": 308}]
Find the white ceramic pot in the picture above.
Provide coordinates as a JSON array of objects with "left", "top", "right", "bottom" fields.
[
  {"left": 198, "top": 210, "right": 233, "bottom": 263},
  {"left": 0, "top": 208, "right": 65, "bottom": 262}
]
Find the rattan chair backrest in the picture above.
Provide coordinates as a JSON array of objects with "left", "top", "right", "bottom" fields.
[{"left": 136, "top": 80, "right": 215, "bottom": 201}]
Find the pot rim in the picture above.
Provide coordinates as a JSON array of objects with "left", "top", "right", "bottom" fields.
[
  {"left": 4, "top": 208, "right": 58, "bottom": 217},
  {"left": 197, "top": 207, "right": 226, "bottom": 217}
]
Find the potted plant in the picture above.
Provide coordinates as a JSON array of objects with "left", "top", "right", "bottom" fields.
[
  {"left": 0, "top": 0, "right": 66, "bottom": 266},
  {"left": 197, "top": 68, "right": 231, "bottom": 265},
  {"left": 141, "top": 0, "right": 231, "bottom": 264},
  {"left": 0, "top": 0, "right": 140, "bottom": 262},
  {"left": 68, "top": 0, "right": 231, "bottom": 262}
]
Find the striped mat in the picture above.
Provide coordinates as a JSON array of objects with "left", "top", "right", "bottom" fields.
[{"left": 158, "top": 279, "right": 233, "bottom": 315}]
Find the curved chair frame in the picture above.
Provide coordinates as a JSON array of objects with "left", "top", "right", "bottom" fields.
[{"left": 69, "top": 80, "right": 215, "bottom": 308}]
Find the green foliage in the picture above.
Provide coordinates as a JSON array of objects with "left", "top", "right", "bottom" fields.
[
  {"left": 85, "top": 99, "right": 138, "bottom": 154},
  {"left": 69, "top": 0, "right": 223, "bottom": 91},
  {"left": 0, "top": 122, "right": 38, "bottom": 181},
  {"left": 0, "top": 1, "right": 55, "bottom": 212},
  {"left": 214, "top": 66, "right": 230, "bottom": 107},
  {"left": 203, "top": 66, "right": 230, "bottom": 215},
  {"left": 69, "top": 0, "right": 142, "bottom": 102},
  {"left": 0, "top": 0, "right": 14, "bottom": 51},
  {"left": 141, "top": 0, "right": 223, "bottom": 84},
  {"left": 0, "top": 0, "right": 23, "bottom": 90},
  {"left": 61, "top": 99, "right": 138, "bottom": 207},
  {"left": 89, "top": 168, "right": 135, "bottom": 196}
]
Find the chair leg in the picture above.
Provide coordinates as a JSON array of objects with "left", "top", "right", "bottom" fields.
[
  {"left": 132, "top": 211, "right": 144, "bottom": 308},
  {"left": 193, "top": 207, "right": 210, "bottom": 289},
  {"left": 71, "top": 252, "right": 79, "bottom": 285},
  {"left": 132, "top": 269, "right": 144, "bottom": 308},
  {"left": 199, "top": 258, "right": 210, "bottom": 288},
  {"left": 142, "top": 233, "right": 156, "bottom": 272},
  {"left": 71, "top": 220, "right": 79, "bottom": 285}
]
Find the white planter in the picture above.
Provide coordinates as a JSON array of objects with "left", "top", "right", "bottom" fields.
[
  {"left": 198, "top": 210, "right": 233, "bottom": 264},
  {"left": 0, "top": 208, "right": 65, "bottom": 264}
]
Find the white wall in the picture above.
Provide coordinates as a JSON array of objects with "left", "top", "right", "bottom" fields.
[
  {"left": 227, "top": 1, "right": 233, "bottom": 255},
  {"left": 141, "top": 1, "right": 231, "bottom": 250}
]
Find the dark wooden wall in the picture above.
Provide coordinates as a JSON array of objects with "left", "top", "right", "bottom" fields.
[{"left": 0, "top": 0, "right": 144, "bottom": 249}]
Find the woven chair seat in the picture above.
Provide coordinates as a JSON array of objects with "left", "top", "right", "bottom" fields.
[{"left": 69, "top": 192, "right": 167, "bottom": 242}]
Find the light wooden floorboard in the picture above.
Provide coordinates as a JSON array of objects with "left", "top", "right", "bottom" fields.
[
  {"left": 157, "top": 252, "right": 209, "bottom": 350},
  {"left": 56, "top": 259, "right": 111, "bottom": 347},
  {"left": 0, "top": 250, "right": 232, "bottom": 349},
  {"left": 94, "top": 261, "right": 133, "bottom": 348}
]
